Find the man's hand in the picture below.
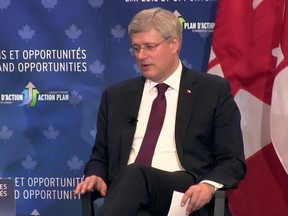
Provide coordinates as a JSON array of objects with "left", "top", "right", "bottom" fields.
[
  {"left": 181, "top": 183, "right": 215, "bottom": 215},
  {"left": 74, "top": 175, "right": 107, "bottom": 197}
]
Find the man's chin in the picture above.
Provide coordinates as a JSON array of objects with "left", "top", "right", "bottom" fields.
[{"left": 142, "top": 71, "right": 154, "bottom": 79}]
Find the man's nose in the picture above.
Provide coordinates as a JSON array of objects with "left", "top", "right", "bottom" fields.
[{"left": 135, "top": 48, "right": 148, "bottom": 59}]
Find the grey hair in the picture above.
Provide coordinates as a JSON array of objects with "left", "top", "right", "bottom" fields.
[{"left": 128, "top": 7, "right": 183, "bottom": 52}]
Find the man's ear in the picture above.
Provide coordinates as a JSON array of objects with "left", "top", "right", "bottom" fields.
[{"left": 169, "top": 36, "right": 180, "bottom": 54}]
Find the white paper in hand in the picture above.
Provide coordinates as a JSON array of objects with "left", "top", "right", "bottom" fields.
[{"left": 167, "top": 191, "right": 188, "bottom": 216}]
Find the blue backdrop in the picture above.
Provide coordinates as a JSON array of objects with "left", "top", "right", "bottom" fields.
[{"left": 0, "top": 1, "right": 217, "bottom": 215}]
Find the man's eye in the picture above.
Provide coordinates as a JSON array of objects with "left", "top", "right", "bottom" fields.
[
  {"left": 133, "top": 47, "right": 141, "bottom": 52},
  {"left": 145, "top": 45, "right": 156, "bottom": 50}
]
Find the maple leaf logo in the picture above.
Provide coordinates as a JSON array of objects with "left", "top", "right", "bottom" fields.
[
  {"left": 89, "top": 60, "right": 105, "bottom": 77},
  {"left": 198, "top": 31, "right": 211, "bottom": 41},
  {"left": 182, "top": 58, "right": 192, "bottom": 69},
  {"left": 0, "top": 0, "right": 10, "bottom": 13},
  {"left": 133, "top": 63, "right": 141, "bottom": 74},
  {"left": 111, "top": 24, "right": 126, "bottom": 41},
  {"left": 88, "top": 0, "right": 103, "bottom": 12},
  {"left": 90, "top": 126, "right": 97, "bottom": 140},
  {"left": 69, "top": 89, "right": 83, "bottom": 108},
  {"left": 0, "top": 125, "right": 13, "bottom": 143},
  {"left": 67, "top": 155, "right": 84, "bottom": 173},
  {"left": 65, "top": 24, "right": 82, "bottom": 43},
  {"left": 21, "top": 155, "right": 37, "bottom": 173},
  {"left": 41, "top": 0, "right": 57, "bottom": 12},
  {"left": 43, "top": 125, "right": 60, "bottom": 143},
  {"left": 18, "top": 25, "right": 35, "bottom": 43}
]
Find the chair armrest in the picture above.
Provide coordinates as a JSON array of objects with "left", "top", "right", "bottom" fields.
[
  {"left": 214, "top": 190, "right": 226, "bottom": 216},
  {"left": 81, "top": 191, "right": 102, "bottom": 216}
]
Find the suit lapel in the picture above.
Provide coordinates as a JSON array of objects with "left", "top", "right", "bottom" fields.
[{"left": 175, "top": 67, "right": 198, "bottom": 159}]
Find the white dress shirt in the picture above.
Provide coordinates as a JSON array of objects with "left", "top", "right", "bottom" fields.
[{"left": 128, "top": 62, "right": 184, "bottom": 171}]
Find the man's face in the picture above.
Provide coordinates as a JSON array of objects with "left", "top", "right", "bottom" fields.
[{"left": 130, "top": 28, "right": 180, "bottom": 83}]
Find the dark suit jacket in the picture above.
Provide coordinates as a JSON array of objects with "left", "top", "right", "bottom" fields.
[{"left": 85, "top": 65, "right": 246, "bottom": 189}]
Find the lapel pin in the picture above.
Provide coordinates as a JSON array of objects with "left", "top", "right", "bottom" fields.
[{"left": 186, "top": 89, "right": 192, "bottom": 94}]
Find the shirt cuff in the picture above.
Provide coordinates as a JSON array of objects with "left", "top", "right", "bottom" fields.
[{"left": 200, "top": 180, "right": 224, "bottom": 193}]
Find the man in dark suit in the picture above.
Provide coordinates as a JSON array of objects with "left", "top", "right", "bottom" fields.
[{"left": 75, "top": 7, "right": 246, "bottom": 215}]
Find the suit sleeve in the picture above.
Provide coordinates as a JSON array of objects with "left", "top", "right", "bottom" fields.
[
  {"left": 207, "top": 79, "right": 246, "bottom": 188},
  {"left": 84, "top": 89, "right": 109, "bottom": 183}
]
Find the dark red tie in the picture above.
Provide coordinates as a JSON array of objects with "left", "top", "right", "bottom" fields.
[{"left": 135, "top": 83, "right": 169, "bottom": 166}]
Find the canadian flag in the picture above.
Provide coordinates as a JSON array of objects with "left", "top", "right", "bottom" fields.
[{"left": 208, "top": 0, "right": 288, "bottom": 215}]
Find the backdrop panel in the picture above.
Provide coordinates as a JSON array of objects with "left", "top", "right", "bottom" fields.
[{"left": 0, "top": 1, "right": 217, "bottom": 215}]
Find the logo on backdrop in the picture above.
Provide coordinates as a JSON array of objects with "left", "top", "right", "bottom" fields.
[
  {"left": 174, "top": 10, "right": 215, "bottom": 33},
  {"left": 0, "top": 82, "right": 70, "bottom": 106}
]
